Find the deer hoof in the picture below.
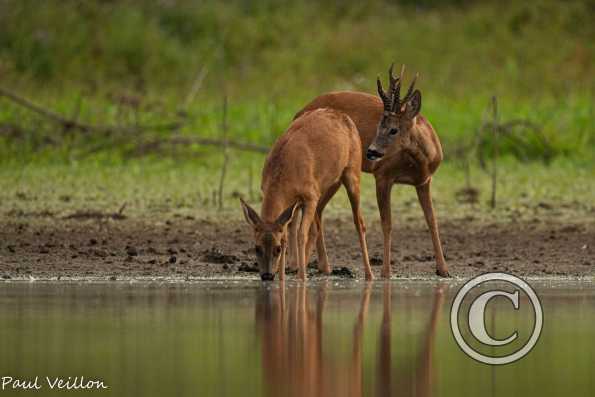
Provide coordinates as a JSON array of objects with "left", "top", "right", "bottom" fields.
[
  {"left": 318, "top": 266, "right": 331, "bottom": 275},
  {"left": 436, "top": 269, "right": 451, "bottom": 278}
]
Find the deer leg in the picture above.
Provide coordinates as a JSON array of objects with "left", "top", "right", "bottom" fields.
[
  {"left": 312, "top": 215, "right": 330, "bottom": 274},
  {"left": 288, "top": 216, "right": 300, "bottom": 271},
  {"left": 298, "top": 200, "right": 317, "bottom": 281},
  {"left": 416, "top": 178, "right": 450, "bottom": 277},
  {"left": 279, "top": 238, "right": 287, "bottom": 281},
  {"left": 376, "top": 177, "right": 394, "bottom": 278},
  {"left": 343, "top": 171, "right": 373, "bottom": 281},
  {"left": 304, "top": 183, "right": 340, "bottom": 274},
  {"left": 304, "top": 219, "right": 319, "bottom": 270},
  {"left": 312, "top": 183, "right": 341, "bottom": 274}
]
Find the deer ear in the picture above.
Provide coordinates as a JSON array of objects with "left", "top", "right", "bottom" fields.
[
  {"left": 275, "top": 202, "right": 300, "bottom": 228},
  {"left": 405, "top": 90, "right": 421, "bottom": 119},
  {"left": 240, "top": 198, "right": 262, "bottom": 227}
]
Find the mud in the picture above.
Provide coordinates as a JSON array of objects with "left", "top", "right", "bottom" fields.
[{"left": 0, "top": 215, "right": 593, "bottom": 281}]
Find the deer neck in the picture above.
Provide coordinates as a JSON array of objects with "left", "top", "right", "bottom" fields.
[{"left": 260, "top": 188, "right": 294, "bottom": 224}]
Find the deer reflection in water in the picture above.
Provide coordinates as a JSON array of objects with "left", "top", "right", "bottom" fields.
[{"left": 255, "top": 283, "right": 445, "bottom": 397}]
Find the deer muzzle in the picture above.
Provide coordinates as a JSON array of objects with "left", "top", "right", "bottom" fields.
[{"left": 366, "top": 148, "right": 384, "bottom": 161}]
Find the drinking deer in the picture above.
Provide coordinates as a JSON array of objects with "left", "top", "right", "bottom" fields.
[
  {"left": 240, "top": 108, "right": 373, "bottom": 281},
  {"left": 295, "top": 65, "right": 450, "bottom": 278}
]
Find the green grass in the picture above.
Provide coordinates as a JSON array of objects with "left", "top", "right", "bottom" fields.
[
  {"left": 0, "top": 0, "right": 593, "bottom": 163},
  {"left": 0, "top": 1, "right": 592, "bottom": 220},
  {"left": 1, "top": 156, "right": 593, "bottom": 225}
]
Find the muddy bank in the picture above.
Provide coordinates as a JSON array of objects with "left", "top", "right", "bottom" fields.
[{"left": 0, "top": 215, "right": 593, "bottom": 281}]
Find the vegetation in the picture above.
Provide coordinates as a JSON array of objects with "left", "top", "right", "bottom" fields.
[
  {"left": 2, "top": 158, "right": 593, "bottom": 224},
  {"left": 1, "top": 0, "right": 593, "bottom": 162},
  {"left": 0, "top": 0, "right": 593, "bottom": 217}
]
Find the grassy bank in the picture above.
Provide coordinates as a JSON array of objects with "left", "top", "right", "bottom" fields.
[{"left": 2, "top": 157, "right": 593, "bottom": 225}]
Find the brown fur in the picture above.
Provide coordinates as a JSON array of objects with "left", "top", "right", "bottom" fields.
[
  {"left": 241, "top": 108, "right": 373, "bottom": 281},
  {"left": 295, "top": 90, "right": 450, "bottom": 277}
]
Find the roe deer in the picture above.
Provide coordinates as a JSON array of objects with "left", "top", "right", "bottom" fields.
[
  {"left": 240, "top": 108, "right": 373, "bottom": 281},
  {"left": 295, "top": 65, "right": 450, "bottom": 278}
]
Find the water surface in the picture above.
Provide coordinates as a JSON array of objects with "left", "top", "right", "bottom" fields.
[{"left": 0, "top": 280, "right": 593, "bottom": 396}]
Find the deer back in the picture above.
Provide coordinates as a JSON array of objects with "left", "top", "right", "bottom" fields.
[
  {"left": 263, "top": 108, "right": 360, "bottom": 204},
  {"left": 295, "top": 91, "right": 443, "bottom": 185}
]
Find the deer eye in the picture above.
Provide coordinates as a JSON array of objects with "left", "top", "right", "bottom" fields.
[
  {"left": 273, "top": 246, "right": 282, "bottom": 256},
  {"left": 255, "top": 246, "right": 263, "bottom": 256},
  {"left": 389, "top": 128, "right": 399, "bottom": 135}
]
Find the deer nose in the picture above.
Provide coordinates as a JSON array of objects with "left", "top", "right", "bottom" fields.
[
  {"left": 261, "top": 272, "right": 275, "bottom": 281},
  {"left": 366, "top": 148, "right": 384, "bottom": 161}
]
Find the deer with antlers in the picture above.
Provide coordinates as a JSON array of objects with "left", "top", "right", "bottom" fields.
[
  {"left": 240, "top": 108, "right": 373, "bottom": 281},
  {"left": 295, "top": 65, "right": 450, "bottom": 278}
]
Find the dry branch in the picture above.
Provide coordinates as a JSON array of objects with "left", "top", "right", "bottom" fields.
[
  {"left": 128, "top": 136, "right": 269, "bottom": 156},
  {"left": 217, "top": 96, "right": 230, "bottom": 211},
  {"left": 184, "top": 65, "right": 209, "bottom": 109},
  {"left": 489, "top": 96, "right": 498, "bottom": 209},
  {"left": 0, "top": 87, "right": 182, "bottom": 134},
  {"left": 1, "top": 86, "right": 271, "bottom": 159},
  {"left": 63, "top": 202, "right": 128, "bottom": 221}
]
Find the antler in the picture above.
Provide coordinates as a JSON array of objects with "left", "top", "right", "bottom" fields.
[
  {"left": 379, "top": 63, "right": 418, "bottom": 112},
  {"left": 377, "top": 77, "right": 391, "bottom": 111},
  {"left": 388, "top": 63, "right": 399, "bottom": 95},
  {"left": 390, "top": 66, "right": 419, "bottom": 111},
  {"left": 391, "top": 65, "right": 405, "bottom": 112},
  {"left": 402, "top": 72, "right": 419, "bottom": 104}
]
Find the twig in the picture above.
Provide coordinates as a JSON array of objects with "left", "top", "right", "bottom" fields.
[
  {"left": 217, "top": 96, "right": 229, "bottom": 211},
  {"left": 125, "top": 136, "right": 269, "bottom": 157},
  {"left": 63, "top": 202, "right": 128, "bottom": 221},
  {"left": 184, "top": 65, "right": 209, "bottom": 109},
  {"left": 117, "top": 202, "right": 127, "bottom": 216},
  {"left": 0, "top": 87, "right": 182, "bottom": 134},
  {"left": 0, "top": 87, "right": 84, "bottom": 129},
  {"left": 168, "top": 136, "right": 268, "bottom": 153},
  {"left": 490, "top": 96, "right": 498, "bottom": 209},
  {"left": 70, "top": 95, "right": 83, "bottom": 126}
]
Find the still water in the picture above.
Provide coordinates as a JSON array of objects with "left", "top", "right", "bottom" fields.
[{"left": 0, "top": 280, "right": 593, "bottom": 396}]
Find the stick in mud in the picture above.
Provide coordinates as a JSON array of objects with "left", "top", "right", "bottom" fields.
[{"left": 218, "top": 95, "right": 230, "bottom": 211}]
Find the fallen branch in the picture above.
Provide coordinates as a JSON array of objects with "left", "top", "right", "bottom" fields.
[
  {"left": 489, "top": 96, "right": 499, "bottom": 209},
  {"left": 217, "top": 96, "right": 230, "bottom": 211},
  {"left": 184, "top": 65, "right": 209, "bottom": 109},
  {"left": 0, "top": 122, "right": 24, "bottom": 139},
  {"left": 63, "top": 202, "right": 128, "bottom": 221},
  {"left": 127, "top": 136, "right": 269, "bottom": 156},
  {"left": 0, "top": 87, "right": 182, "bottom": 134}
]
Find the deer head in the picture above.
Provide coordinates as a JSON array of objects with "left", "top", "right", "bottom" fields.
[
  {"left": 240, "top": 198, "right": 300, "bottom": 281},
  {"left": 367, "top": 64, "right": 422, "bottom": 161}
]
